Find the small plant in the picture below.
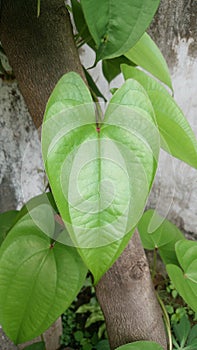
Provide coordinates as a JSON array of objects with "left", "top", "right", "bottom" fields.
[
  {"left": 61, "top": 306, "right": 76, "bottom": 347},
  {"left": 61, "top": 277, "right": 109, "bottom": 350},
  {"left": 172, "top": 315, "right": 197, "bottom": 350}
]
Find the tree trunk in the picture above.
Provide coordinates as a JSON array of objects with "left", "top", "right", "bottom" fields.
[
  {"left": 0, "top": 1, "right": 167, "bottom": 349},
  {"left": 96, "top": 231, "right": 167, "bottom": 349},
  {"left": 0, "top": 0, "right": 85, "bottom": 128},
  {"left": 149, "top": 0, "right": 197, "bottom": 69}
]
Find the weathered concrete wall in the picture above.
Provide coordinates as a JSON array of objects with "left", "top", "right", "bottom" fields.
[
  {"left": 0, "top": 80, "right": 44, "bottom": 212},
  {"left": 149, "top": 0, "right": 197, "bottom": 69},
  {"left": 148, "top": 0, "right": 197, "bottom": 236}
]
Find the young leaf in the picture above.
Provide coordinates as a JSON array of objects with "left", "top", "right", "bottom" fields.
[
  {"left": 0, "top": 210, "right": 18, "bottom": 245},
  {"left": 122, "top": 65, "right": 197, "bottom": 169},
  {"left": 138, "top": 209, "right": 185, "bottom": 265},
  {"left": 42, "top": 72, "right": 160, "bottom": 283},
  {"left": 0, "top": 211, "right": 87, "bottom": 344},
  {"left": 167, "top": 240, "right": 197, "bottom": 313},
  {"left": 81, "top": 0, "right": 160, "bottom": 60},
  {"left": 115, "top": 340, "right": 164, "bottom": 350},
  {"left": 124, "top": 32, "right": 172, "bottom": 90}
]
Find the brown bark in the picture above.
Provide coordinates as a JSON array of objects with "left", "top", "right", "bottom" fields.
[
  {"left": 0, "top": 0, "right": 85, "bottom": 128},
  {"left": 96, "top": 231, "right": 167, "bottom": 349},
  {"left": 0, "top": 1, "right": 167, "bottom": 349}
]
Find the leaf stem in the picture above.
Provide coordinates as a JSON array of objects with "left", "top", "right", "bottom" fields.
[{"left": 156, "top": 292, "right": 173, "bottom": 350}]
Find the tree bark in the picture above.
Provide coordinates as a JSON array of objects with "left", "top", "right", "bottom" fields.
[
  {"left": 149, "top": 0, "right": 197, "bottom": 69},
  {"left": 0, "top": 0, "right": 85, "bottom": 128},
  {"left": 96, "top": 231, "right": 167, "bottom": 349},
  {"left": 0, "top": 1, "right": 167, "bottom": 349}
]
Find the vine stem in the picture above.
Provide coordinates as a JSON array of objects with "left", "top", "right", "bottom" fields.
[{"left": 156, "top": 292, "right": 173, "bottom": 350}]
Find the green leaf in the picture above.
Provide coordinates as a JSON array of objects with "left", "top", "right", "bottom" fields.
[
  {"left": 98, "top": 323, "right": 106, "bottom": 339},
  {"left": 188, "top": 324, "right": 197, "bottom": 344},
  {"left": 0, "top": 193, "right": 59, "bottom": 250},
  {"left": 0, "top": 211, "right": 87, "bottom": 344},
  {"left": 138, "top": 209, "right": 185, "bottom": 265},
  {"left": 42, "top": 72, "right": 160, "bottom": 283},
  {"left": 85, "top": 312, "right": 104, "bottom": 328},
  {"left": 167, "top": 240, "right": 197, "bottom": 313},
  {"left": 74, "top": 330, "right": 84, "bottom": 342},
  {"left": 0, "top": 210, "right": 18, "bottom": 245},
  {"left": 102, "top": 56, "right": 135, "bottom": 83},
  {"left": 122, "top": 65, "right": 169, "bottom": 96},
  {"left": 71, "top": 0, "right": 95, "bottom": 49},
  {"left": 110, "top": 87, "right": 118, "bottom": 95},
  {"left": 81, "top": 0, "right": 160, "bottom": 60},
  {"left": 23, "top": 342, "right": 45, "bottom": 350},
  {"left": 122, "top": 65, "right": 197, "bottom": 169},
  {"left": 185, "top": 341, "right": 197, "bottom": 350},
  {"left": 124, "top": 32, "right": 172, "bottom": 90},
  {"left": 173, "top": 315, "right": 190, "bottom": 347},
  {"left": 96, "top": 339, "right": 110, "bottom": 350},
  {"left": 16, "top": 192, "right": 58, "bottom": 223},
  {"left": 115, "top": 340, "right": 164, "bottom": 350}
]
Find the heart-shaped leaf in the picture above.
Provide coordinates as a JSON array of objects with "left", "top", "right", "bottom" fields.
[
  {"left": 81, "top": 0, "right": 160, "bottom": 60},
  {"left": 138, "top": 209, "right": 185, "bottom": 265},
  {"left": 124, "top": 32, "right": 172, "bottom": 90},
  {"left": 115, "top": 340, "right": 164, "bottom": 350},
  {"left": 122, "top": 65, "right": 197, "bottom": 169},
  {"left": 42, "top": 72, "right": 160, "bottom": 283},
  {"left": 167, "top": 240, "right": 197, "bottom": 313},
  {"left": 0, "top": 210, "right": 87, "bottom": 344}
]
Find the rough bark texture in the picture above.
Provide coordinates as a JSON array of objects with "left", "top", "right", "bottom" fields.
[
  {"left": 96, "top": 231, "right": 167, "bottom": 350},
  {"left": 0, "top": 1, "right": 167, "bottom": 349},
  {"left": 0, "top": 0, "right": 85, "bottom": 128},
  {"left": 149, "top": 0, "right": 197, "bottom": 68}
]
